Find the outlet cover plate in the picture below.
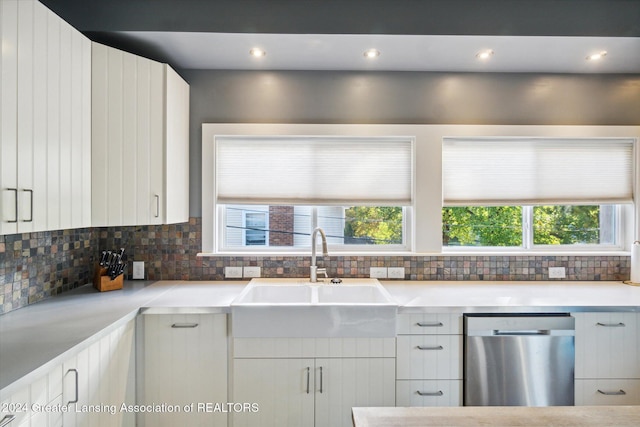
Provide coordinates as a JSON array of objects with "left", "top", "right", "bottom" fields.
[
  {"left": 388, "top": 267, "right": 405, "bottom": 279},
  {"left": 243, "top": 266, "right": 261, "bottom": 278},
  {"left": 132, "top": 261, "right": 145, "bottom": 280},
  {"left": 225, "top": 266, "right": 243, "bottom": 278},
  {"left": 369, "top": 267, "right": 388, "bottom": 278},
  {"left": 548, "top": 267, "right": 566, "bottom": 279}
]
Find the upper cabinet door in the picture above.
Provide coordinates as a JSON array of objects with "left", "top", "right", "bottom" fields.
[
  {"left": 1, "top": 0, "right": 91, "bottom": 236},
  {"left": 92, "top": 42, "right": 189, "bottom": 227}
]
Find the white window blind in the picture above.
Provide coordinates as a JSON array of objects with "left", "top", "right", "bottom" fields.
[
  {"left": 443, "top": 137, "right": 635, "bottom": 206},
  {"left": 215, "top": 136, "right": 413, "bottom": 205}
]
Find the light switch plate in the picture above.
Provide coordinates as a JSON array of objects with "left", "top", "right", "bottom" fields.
[
  {"left": 548, "top": 267, "right": 566, "bottom": 279},
  {"left": 243, "top": 266, "right": 261, "bottom": 278},
  {"left": 132, "top": 261, "right": 145, "bottom": 279},
  {"left": 388, "top": 267, "right": 405, "bottom": 279},
  {"left": 369, "top": 267, "right": 388, "bottom": 278},
  {"left": 225, "top": 266, "right": 243, "bottom": 278}
]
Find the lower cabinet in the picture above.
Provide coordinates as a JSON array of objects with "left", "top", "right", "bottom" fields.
[
  {"left": 231, "top": 338, "right": 396, "bottom": 427},
  {"left": 63, "top": 317, "right": 136, "bottom": 427},
  {"left": 137, "top": 313, "right": 228, "bottom": 427}
]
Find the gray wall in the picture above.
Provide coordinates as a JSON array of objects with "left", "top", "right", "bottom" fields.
[{"left": 180, "top": 70, "right": 640, "bottom": 216}]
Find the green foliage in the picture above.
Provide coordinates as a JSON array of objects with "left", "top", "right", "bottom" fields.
[
  {"left": 442, "top": 206, "right": 522, "bottom": 246},
  {"left": 344, "top": 207, "right": 403, "bottom": 244},
  {"left": 533, "top": 205, "right": 600, "bottom": 245},
  {"left": 442, "top": 205, "right": 602, "bottom": 247}
]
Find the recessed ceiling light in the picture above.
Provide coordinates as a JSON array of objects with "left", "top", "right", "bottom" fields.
[
  {"left": 476, "top": 50, "right": 494, "bottom": 60},
  {"left": 586, "top": 51, "right": 607, "bottom": 61},
  {"left": 363, "top": 49, "right": 380, "bottom": 59},
  {"left": 249, "top": 48, "right": 266, "bottom": 57}
]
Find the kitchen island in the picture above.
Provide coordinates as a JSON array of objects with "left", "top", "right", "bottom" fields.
[{"left": 352, "top": 406, "right": 640, "bottom": 427}]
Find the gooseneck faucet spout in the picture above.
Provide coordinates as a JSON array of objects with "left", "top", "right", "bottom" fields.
[{"left": 310, "top": 227, "right": 329, "bottom": 283}]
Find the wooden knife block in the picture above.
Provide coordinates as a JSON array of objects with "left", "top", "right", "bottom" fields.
[{"left": 93, "top": 265, "right": 123, "bottom": 292}]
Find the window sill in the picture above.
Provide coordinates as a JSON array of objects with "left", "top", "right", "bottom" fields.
[{"left": 197, "top": 250, "right": 631, "bottom": 258}]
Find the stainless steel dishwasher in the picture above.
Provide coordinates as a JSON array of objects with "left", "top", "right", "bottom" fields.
[{"left": 464, "top": 314, "right": 575, "bottom": 406}]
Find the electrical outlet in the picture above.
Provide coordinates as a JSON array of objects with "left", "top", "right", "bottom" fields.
[
  {"left": 388, "top": 267, "right": 405, "bottom": 279},
  {"left": 225, "top": 266, "right": 243, "bottom": 278},
  {"left": 369, "top": 267, "right": 388, "bottom": 278},
  {"left": 243, "top": 266, "right": 261, "bottom": 278},
  {"left": 132, "top": 261, "right": 145, "bottom": 279},
  {"left": 548, "top": 267, "right": 566, "bottom": 279}
]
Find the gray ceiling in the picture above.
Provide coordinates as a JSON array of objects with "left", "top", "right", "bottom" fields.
[{"left": 39, "top": 0, "right": 640, "bottom": 72}]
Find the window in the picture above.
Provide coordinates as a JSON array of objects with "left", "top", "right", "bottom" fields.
[
  {"left": 213, "top": 135, "right": 413, "bottom": 253},
  {"left": 443, "top": 205, "right": 619, "bottom": 249},
  {"left": 221, "top": 204, "right": 405, "bottom": 251},
  {"left": 442, "top": 137, "right": 634, "bottom": 251}
]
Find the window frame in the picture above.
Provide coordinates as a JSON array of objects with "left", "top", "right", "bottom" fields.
[{"left": 442, "top": 204, "right": 626, "bottom": 253}]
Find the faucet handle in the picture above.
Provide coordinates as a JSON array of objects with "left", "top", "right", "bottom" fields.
[{"left": 317, "top": 268, "right": 328, "bottom": 278}]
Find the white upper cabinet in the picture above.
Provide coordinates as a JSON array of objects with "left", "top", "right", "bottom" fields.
[
  {"left": 91, "top": 42, "right": 189, "bottom": 227},
  {"left": 0, "top": 0, "right": 91, "bottom": 235}
]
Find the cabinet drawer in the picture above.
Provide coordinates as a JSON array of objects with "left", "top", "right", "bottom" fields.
[
  {"left": 397, "top": 313, "right": 462, "bottom": 335},
  {"left": 396, "top": 335, "right": 462, "bottom": 380},
  {"left": 575, "top": 379, "right": 640, "bottom": 405},
  {"left": 396, "top": 380, "right": 462, "bottom": 407},
  {"left": 574, "top": 312, "right": 640, "bottom": 379}
]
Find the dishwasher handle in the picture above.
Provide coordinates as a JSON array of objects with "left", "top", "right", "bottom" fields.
[{"left": 493, "top": 329, "right": 550, "bottom": 336}]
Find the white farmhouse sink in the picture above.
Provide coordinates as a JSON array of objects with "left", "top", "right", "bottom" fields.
[{"left": 231, "top": 278, "right": 397, "bottom": 338}]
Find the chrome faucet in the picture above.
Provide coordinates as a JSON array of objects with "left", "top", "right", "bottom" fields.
[{"left": 310, "top": 227, "right": 329, "bottom": 283}]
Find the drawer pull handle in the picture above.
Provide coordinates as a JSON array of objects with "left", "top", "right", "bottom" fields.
[
  {"left": 597, "top": 389, "right": 626, "bottom": 396},
  {"left": 416, "top": 345, "right": 444, "bottom": 351},
  {"left": 416, "top": 322, "right": 443, "bottom": 327},
  {"left": 0, "top": 415, "right": 16, "bottom": 427},
  {"left": 596, "top": 322, "right": 625, "bottom": 327},
  {"left": 417, "top": 390, "right": 443, "bottom": 397},
  {"left": 171, "top": 323, "right": 199, "bottom": 328},
  {"left": 67, "top": 368, "right": 79, "bottom": 404}
]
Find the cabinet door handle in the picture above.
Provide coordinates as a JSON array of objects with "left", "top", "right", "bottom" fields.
[
  {"left": 67, "top": 368, "right": 79, "bottom": 404},
  {"left": 171, "top": 323, "right": 199, "bottom": 328},
  {"left": 305, "top": 367, "right": 310, "bottom": 394},
  {"left": 417, "top": 390, "right": 443, "bottom": 397},
  {"left": 154, "top": 195, "right": 160, "bottom": 218},
  {"left": 597, "top": 389, "right": 626, "bottom": 396},
  {"left": 22, "top": 189, "right": 33, "bottom": 222},
  {"left": 0, "top": 415, "right": 16, "bottom": 427},
  {"left": 319, "top": 366, "right": 323, "bottom": 394},
  {"left": 416, "top": 345, "right": 444, "bottom": 351},
  {"left": 416, "top": 321, "right": 443, "bottom": 327},
  {"left": 6, "top": 188, "right": 18, "bottom": 223},
  {"left": 596, "top": 322, "right": 625, "bottom": 327}
]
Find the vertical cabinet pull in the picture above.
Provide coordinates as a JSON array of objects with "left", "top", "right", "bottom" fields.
[
  {"left": 154, "top": 195, "right": 160, "bottom": 218},
  {"left": 319, "top": 366, "right": 323, "bottom": 394},
  {"left": 22, "top": 189, "right": 33, "bottom": 222},
  {"left": 596, "top": 322, "right": 625, "bottom": 327},
  {"left": 0, "top": 415, "right": 16, "bottom": 427},
  {"left": 67, "top": 368, "right": 79, "bottom": 404},
  {"left": 305, "top": 367, "right": 310, "bottom": 394},
  {"left": 6, "top": 188, "right": 18, "bottom": 223}
]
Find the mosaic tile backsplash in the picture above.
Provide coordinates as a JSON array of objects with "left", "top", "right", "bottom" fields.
[{"left": 0, "top": 217, "right": 632, "bottom": 314}]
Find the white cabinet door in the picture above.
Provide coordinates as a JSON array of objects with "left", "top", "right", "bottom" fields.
[
  {"left": 575, "top": 312, "right": 640, "bottom": 379},
  {"left": 575, "top": 379, "right": 640, "bottom": 405},
  {"left": 1, "top": 0, "right": 91, "bottom": 235},
  {"left": 139, "top": 313, "right": 227, "bottom": 427},
  {"left": 232, "top": 358, "right": 315, "bottom": 427},
  {"left": 63, "top": 319, "right": 136, "bottom": 427},
  {"left": 92, "top": 43, "right": 189, "bottom": 227},
  {"left": 314, "top": 358, "right": 395, "bottom": 427},
  {"left": 396, "top": 335, "right": 463, "bottom": 380},
  {"left": 0, "top": 0, "right": 19, "bottom": 235}
]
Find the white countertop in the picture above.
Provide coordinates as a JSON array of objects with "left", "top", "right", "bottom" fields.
[{"left": 1, "top": 279, "right": 639, "bottom": 395}]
